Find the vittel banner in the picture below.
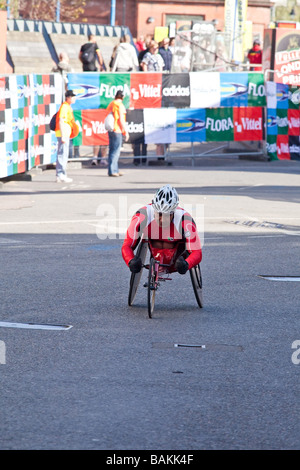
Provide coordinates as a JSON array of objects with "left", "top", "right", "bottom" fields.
[
  {"left": 161, "top": 73, "right": 190, "bottom": 108},
  {"left": 73, "top": 109, "right": 108, "bottom": 146},
  {"left": 233, "top": 107, "right": 263, "bottom": 141},
  {"left": 67, "top": 72, "right": 266, "bottom": 111},
  {"left": 130, "top": 73, "right": 162, "bottom": 109}
]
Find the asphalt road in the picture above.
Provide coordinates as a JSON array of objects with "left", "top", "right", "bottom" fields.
[{"left": 0, "top": 156, "right": 299, "bottom": 451}]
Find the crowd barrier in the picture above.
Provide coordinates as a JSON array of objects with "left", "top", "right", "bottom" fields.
[{"left": 0, "top": 71, "right": 299, "bottom": 179}]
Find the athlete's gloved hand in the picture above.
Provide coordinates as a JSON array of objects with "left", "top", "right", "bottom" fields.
[
  {"left": 129, "top": 256, "right": 142, "bottom": 273},
  {"left": 175, "top": 256, "right": 189, "bottom": 275}
]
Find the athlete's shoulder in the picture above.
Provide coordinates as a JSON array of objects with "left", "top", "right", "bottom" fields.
[{"left": 135, "top": 204, "right": 149, "bottom": 215}]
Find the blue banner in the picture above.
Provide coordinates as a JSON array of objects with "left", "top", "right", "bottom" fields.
[
  {"left": 176, "top": 109, "right": 206, "bottom": 142},
  {"left": 68, "top": 73, "right": 101, "bottom": 110},
  {"left": 220, "top": 72, "right": 249, "bottom": 107}
]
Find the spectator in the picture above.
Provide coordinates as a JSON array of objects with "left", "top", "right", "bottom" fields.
[
  {"left": 133, "top": 137, "right": 147, "bottom": 166},
  {"left": 141, "top": 41, "right": 165, "bottom": 72},
  {"left": 51, "top": 52, "right": 73, "bottom": 89},
  {"left": 79, "top": 34, "right": 105, "bottom": 72},
  {"left": 111, "top": 34, "right": 139, "bottom": 72},
  {"left": 135, "top": 35, "right": 146, "bottom": 52},
  {"left": 105, "top": 90, "right": 129, "bottom": 177},
  {"left": 55, "top": 90, "right": 78, "bottom": 183},
  {"left": 169, "top": 37, "right": 175, "bottom": 54},
  {"left": 138, "top": 37, "right": 153, "bottom": 70},
  {"left": 109, "top": 42, "right": 119, "bottom": 71},
  {"left": 158, "top": 37, "right": 172, "bottom": 72},
  {"left": 247, "top": 39, "right": 262, "bottom": 71},
  {"left": 178, "top": 38, "right": 192, "bottom": 72},
  {"left": 91, "top": 145, "right": 108, "bottom": 167}
]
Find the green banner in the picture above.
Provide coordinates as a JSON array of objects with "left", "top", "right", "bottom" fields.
[
  {"left": 277, "top": 109, "right": 288, "bottom": 135},
  {"left": 206, "top": 108, "right": 234, "bottom": 141},
  {"left": 72, "top": 111, "right": 83, "bottom": 146},
  {"left": 99, "top": 73, "right": 131, "bottom": 109},
  {"left": 266, "top": 135, "right": 278, "bottom": 161},
  {"left": 248, "top": 73, "right": 266, "bottom": 107}
]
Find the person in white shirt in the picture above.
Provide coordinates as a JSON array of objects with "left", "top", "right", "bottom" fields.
[{"left": 111, "top": 34, "right": 139, "bottom": 72}]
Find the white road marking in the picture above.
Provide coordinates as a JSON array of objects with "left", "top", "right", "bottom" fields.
[
  {"left": 0, "top": 321, "right": 73, "bottom": 330},
  {"left": 258, "top": 276, "right": 300, "bottom": 282}
]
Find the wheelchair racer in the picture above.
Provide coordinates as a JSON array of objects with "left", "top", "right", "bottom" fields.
[{"left": 122, "top": 185, "right": 202, "bottom": 274}]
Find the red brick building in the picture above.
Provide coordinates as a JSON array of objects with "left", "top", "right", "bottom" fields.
[{"left": 84, "top": 0, "right": 273, "bottom": 41}]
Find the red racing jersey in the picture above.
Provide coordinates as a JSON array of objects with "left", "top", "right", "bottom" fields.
[{"left": 122, "top": 204, "right": 202, "bottom": 270}]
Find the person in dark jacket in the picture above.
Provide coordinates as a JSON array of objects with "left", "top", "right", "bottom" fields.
[
  {"left": 79, "top": 34, "right": 104, "bottom": 72},
  {"left": 158, "top": 37, "right": 173, "bottom": 72}
]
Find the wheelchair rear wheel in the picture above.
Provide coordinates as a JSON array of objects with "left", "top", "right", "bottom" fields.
[{"left": 190, "top": 264, "right": 203, "bottom": 308}]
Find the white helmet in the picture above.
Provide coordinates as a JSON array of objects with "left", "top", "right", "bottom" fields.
[{"left": 152, "top": 185, "right": 179, "bottom": 213}]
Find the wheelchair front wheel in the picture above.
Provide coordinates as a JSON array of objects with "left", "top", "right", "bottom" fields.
[
  {"left": 190, "top": 264, "right": 203, "bottom": 308},
  {"left": 147, "top": 257, "right": 156, "bottom": 318}
]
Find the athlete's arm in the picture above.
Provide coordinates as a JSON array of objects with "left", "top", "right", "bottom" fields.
[
  {"left": 122, "top": 209, "right": 147, "bottom": 266},
  {"left": 181, "top": 213, "right": 202, "bottom": 270}
]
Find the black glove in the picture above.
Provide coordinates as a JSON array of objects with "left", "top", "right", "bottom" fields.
[
  {"left": 129, "top": 256, "right": 142, "bottom": 273},
  {"left": 175, "top": 256, "right": 189, "bottom": 275}
]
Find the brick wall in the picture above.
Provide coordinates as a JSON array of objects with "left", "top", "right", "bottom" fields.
[{"left": 83, "top": 0, "right": 272, "bottom": 41}]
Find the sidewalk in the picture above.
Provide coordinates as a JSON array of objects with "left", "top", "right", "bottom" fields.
[{"left": 72, "top": 140, "right": 266, "bottom": 169}]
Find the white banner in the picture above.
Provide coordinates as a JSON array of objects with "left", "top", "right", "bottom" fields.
[
  {"left": 144, "top": 108, "right": 177, "bottom": 144},
  {"left": 189, "top": 72, "right": 221, "bottom": 108}
]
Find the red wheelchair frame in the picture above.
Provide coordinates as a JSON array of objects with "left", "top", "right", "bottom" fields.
[{"left": 128, "top": 236, "right": 203, "bottom": 318}]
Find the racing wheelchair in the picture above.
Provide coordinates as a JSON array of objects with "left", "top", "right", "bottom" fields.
[{"left": 128, "top": 236, "right": 203, "bottom": 318}]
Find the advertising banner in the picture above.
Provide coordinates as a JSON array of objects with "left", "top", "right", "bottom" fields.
[
  {"left": 28, "top": 73, "right": 62, "bottom": 168},
  {"left": 274, "top": 28, "right": 300, "bottom": 85},
  {"left": 144, "top": 108, "right": 177, "bottom": 144},
  {"left": 224, "top": 0, "right": 248, "bottom": 62},
  {"left": 130, "top": 73, "right": 162, "bottom": 109},
  {"left": 176, "top": 109, "right": 206, "bottom": 142},
  {"left": 206, "top": 108, "right": 234, "bottom": 142},
  {"left": 233, "top": 107, "right": 263, "bottom": 141},
  {"left": 67, "top": 71, "right": 265, "bottom": 110},
  {"left": 126, "top": 109, "right": 144, "bottom": 144},
  {"left": 67, "top": 73, "right": 101, "bottom": 110},
  {"left": 98, "top": 73, "right": 131, "bottom": 109},
  {"left": 266, "top": 80, "right": 300, "bottom": 160},
  {"left": 74, "top": 109, "right": 109, "bottom": 146},
  {"left": 189, "top": 72, "right": 220, "bottom": 108},
  {"left": 161, "top": 73, "right": 190, "bottom": 108},
  {"left": 220, "top": 72, "right": 249, "bottom": 107},
  {"left": 0, "top": 72, "right": 270, "bottom": 180}
]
